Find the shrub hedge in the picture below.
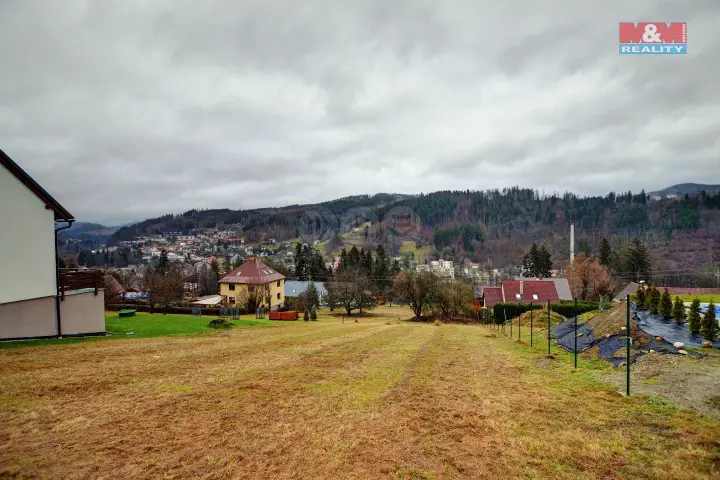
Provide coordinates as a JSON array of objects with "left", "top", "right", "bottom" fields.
[
  {"left": 550, "top": 300, "right": 599, "bottom": 318},
  {"left": 493, "top": 302, "right": 543, "bottom": 321}
]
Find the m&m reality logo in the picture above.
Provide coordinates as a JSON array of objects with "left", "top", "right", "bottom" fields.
[{"left": 619, "top": 22, "right": 687, "bottom": 55}]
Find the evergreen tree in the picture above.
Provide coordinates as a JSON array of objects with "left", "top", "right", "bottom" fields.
[
  {"left": 304, "top": 281, "right": 320, "bottom": 309},
  {"left": 635, "top": 286, "right": 646, "bottom": 307},
  {"left": 627, "top": 238, "right": 651, "bottom": 281},
  {"left": 310, "top": 305, "right": 318, "bottom": 321},
  {"left": 373, "top": 245, "right": 390, "bottom": 293},
  {"left": 672, "top": 296, "right": 685, "bottom": 326},
  {"left": 392, "top": 259, "right": 401, "bottom": 276},
  {"left": 642, "top": 285, "right": 654, "bottom": 310},
  {"left": 347, "top": 245, "right": 361, "bottom": 270},
  {"left": 158, "top": 249, "right": 169, "bottom": 276},
  {"left": 210, "top": 258, "right": 220, "bottom": 277},
  {"left": 294, "top": 242, "right": 304, "bottom": 277},
  {"left": 303, "top": 309, "right": 309, "bottom": 321},
  {"left": 659, "top": 288, "right": 673, "bottom": 319},
  {"left": 339, "top": 248, "right": 348, "bottom": 272},
  {"left": 363, "top": 249, "right": 373, "bottom": 275},
  {"left": 522, "top": 243, "right": 552, "bottom": 277},
  {"left": 688, "top": 298, "right": 702, "bottom": 334},
  {"left": 308, "top": 250, "right": 328, "bottom": 281},
  {"left": 298, "top": 245, "right": 311, "bottom": 280},
  {"left": 538, "top": 245, "right": 552, "bottom": 278},
  {"left": 649, "top": 286, "right": 660, "bottom": 315},
  {"left": 700, "top": 303, "right": 717, "bottom": 341},
  {"left": 78, "top": 250, "right": 87, "bottom": 267},
  {"left": 599, "top": 237, "right": 612, "bottom": 267},
  {"left": 523, "top": 243, "right": 539, "bottom": 277}
]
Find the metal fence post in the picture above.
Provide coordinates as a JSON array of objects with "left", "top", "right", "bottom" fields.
[
  {"left": 574, "top": 297, "right": 578, "bottom": 369},
  {"left": 547, "top": 300, "right": 551, "bottom": 354},
  {"left": 503, "top": 308, "right": 508, "bottom": 335},
  {"left": 530, "top": 302, "right": 534, "bottom": 346},
  {"left": 518, "top": 305, "right": 521, "bottom": 341},
  {"left": 626, "top": 295, "right": 631, "bottom": 396}
]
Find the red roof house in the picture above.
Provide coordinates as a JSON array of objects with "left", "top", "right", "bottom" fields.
[
  {"left": 219, "top": 257, "right": 285, "bottom": 285},
  {"left": 482, "top": 287, "right": 503, "bottom": 308},
  {"left": 501, "top": 280, "right": 560, "bottom": 304}
]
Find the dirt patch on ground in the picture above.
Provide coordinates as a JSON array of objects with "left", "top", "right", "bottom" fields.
[
  {"left": 587, "top": 301, "right": 628, "bottom": 338},
  {"left": 596, "top": 350, "right": 720, "bottom": 419}
]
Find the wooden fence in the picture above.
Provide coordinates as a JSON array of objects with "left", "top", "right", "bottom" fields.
[{"left": 59, "top": 269, "right": 104, "bottom": 300}]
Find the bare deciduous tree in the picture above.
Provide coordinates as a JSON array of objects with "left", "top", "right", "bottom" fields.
[
  {"left": 566, "top": 253, "right": 615, "bottom": 301},
  {"left": 393, "top": 270, "right": 440, "bottom": 320}
]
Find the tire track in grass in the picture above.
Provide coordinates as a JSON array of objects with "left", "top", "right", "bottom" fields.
[
  {"left": 0, "top": 322, "right": 373, "bottom": 402},
  {"left": 341, "top": 325, "right": 507, "bottom": 479},
  {"left": 1, "top": 323, "right": 423, "bottom": 479}
]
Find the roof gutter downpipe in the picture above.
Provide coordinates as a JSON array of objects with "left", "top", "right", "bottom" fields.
[{"left": 54, "top": 219, "right": 75, "bottom": 337}]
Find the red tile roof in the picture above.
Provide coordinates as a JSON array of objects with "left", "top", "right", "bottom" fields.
[
  {"left": 219, "top": 258, "right": 285, "bottom": 285},
  {"left": 502, "top": 280, "right": 559, "bottom": 304},
  {"left": 483, "top": 287, "right": 503, "bottom": 308}
]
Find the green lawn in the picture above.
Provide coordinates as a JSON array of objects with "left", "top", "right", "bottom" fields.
[
  {"left": 399, "top": 240, "right": 433, "bottom": 264},
  {"left": 0, "top": 312, "right": 276, "bottom": 349},
  {"left": 674, "top": 294, "right": 720, "bottom": 303}
]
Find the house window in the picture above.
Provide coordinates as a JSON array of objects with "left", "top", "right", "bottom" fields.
[
  {"left": 515, "top": 293, "right": 521, "bottom": 300},
  {"left": 532, "top": 294, "right": 539, "bottom": 301},
  {"left": 229, "top": 284, "right": 235, "bottom": 291},
  {"left": 277, "top": 292, "right": 281, "bottom": 300},
  {"left": 277, "top": 280, "right": 281, "bottom": 287},
  {"left": 229, "top": 297, "right": 235, "bottom": 305}
]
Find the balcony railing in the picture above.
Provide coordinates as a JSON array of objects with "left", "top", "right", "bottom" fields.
[{"left": 59, "top": 269, "right": 104, "bottom": 300}]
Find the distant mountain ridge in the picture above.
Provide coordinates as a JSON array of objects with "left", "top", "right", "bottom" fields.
[
  {"left": 108, "top": 186, "right": 720, "bottom": 274},
  {"left": 649, "top": 183, "right": 720, "bottom": 198}
]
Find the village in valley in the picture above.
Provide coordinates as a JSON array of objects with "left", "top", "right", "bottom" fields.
[{"left": 1, "top": 2, "right": 719, "bottom": 478}]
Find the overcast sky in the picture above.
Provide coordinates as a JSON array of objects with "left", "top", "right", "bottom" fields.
[{"left": 1, "top": 1, "right": 719, "bottom": 225}]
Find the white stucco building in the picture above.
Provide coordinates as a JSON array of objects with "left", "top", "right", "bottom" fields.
[{"left": 0, "top": 149, "right": 105, "bottom": 340}]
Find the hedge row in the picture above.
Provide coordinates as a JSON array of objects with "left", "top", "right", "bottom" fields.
[
  {"left": 493, "top": 302, "right": 543, "bottom": 321},
  {"left": 551, "top": 300, "right": 599, "bottom": 318}
]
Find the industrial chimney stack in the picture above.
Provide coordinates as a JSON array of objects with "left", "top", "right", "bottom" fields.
[{"left": 570, "top": 223, "right": 575, "bottom": 262}]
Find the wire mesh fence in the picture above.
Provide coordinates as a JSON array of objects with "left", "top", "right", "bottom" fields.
[{"left": 478, "top": 297, "right": 633, "bottom": 395}]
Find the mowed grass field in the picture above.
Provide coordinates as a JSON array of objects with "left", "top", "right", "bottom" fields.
[
  {"left": 1, "top": 307, "right": 718, "bottom": 479},
  {"left": 0, "top": 312, "right": 277, "bottom": 349}
]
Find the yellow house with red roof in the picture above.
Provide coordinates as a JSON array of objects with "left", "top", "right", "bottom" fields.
[{"left": 218, "top": 257, "right": 285, "bottom": 311}]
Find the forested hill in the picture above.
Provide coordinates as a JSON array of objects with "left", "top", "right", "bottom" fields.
[{"left": 110, "top": 187, "right": 720, "bottom": 270}]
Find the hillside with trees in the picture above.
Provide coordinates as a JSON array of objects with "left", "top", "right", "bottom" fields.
[{"left": 110, "top": 187, "right": 720, "bottom": 283}]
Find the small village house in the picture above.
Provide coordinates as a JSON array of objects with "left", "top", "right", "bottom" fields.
[
  {"left": 0, "top": 149, "right": 105, "bottom": 340},
  {"left": 478, "top": 278, "right": 572, "bottom": 308},
  {"left": 284, "top": 280, "right": 327, "bottom": 303},
  {"left": 218, "top": 257, "right": 286, "bottom": 310}
]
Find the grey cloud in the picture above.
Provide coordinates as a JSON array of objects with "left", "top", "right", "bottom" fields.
[{"left": 1, "top": 0, "right": 719, "bottom": 225}]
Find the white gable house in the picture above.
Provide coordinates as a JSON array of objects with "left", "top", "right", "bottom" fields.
[{"left": 0, "top": 149, "right": 105, "bottom": 340}]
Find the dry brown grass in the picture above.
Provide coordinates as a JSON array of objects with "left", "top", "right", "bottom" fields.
[
  {"left": 1, "top": 308, "right": 718, "bottom": 479},
  {"left": 587, "top": 302, "right": 630, "bottom": 338}
]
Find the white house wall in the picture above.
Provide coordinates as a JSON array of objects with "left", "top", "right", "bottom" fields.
[
  {"left": 0, "top": 165, "right": 58, "bottom": 304},
  {"left": 60, "top": 290, "right": 105, "bottom": 335}
]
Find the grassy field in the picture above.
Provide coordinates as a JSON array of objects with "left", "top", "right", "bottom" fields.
[
  {"left": 399, "top": 240, "right": 433, "bottom": 264},
  {"left": 675, "top": 294, "right": 720, "bottom": 303},
  {"left": 0, "top": 312, "right": 276, "bottom": 349},
  {"left": 1, "top": 307, "right": 718, "bottom": 479}
]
